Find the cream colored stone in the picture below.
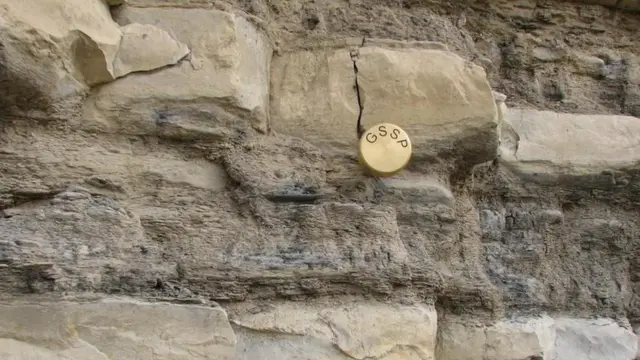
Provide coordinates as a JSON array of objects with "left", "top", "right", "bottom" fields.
[
  {"left": 92, "top": 7, "right": 272, "bottom": 134},
  {"left": 230, "top": 301, "right": 437, "bottom": 360},
  {"left": 270, "top": 42, "right": 499, "bottom": 165},
  {"left": 437, "top": 316, "right": 637, "bottom": 360},
  {"left": 0, "top": 0, "right": 122, "bottom": 82},
  {"left": 113, "top": 23, "right": 190, "bottom": 78},
  {"left": 635, "top": 327, "right": 640, "bottom": 360},
  {"left": 500, "top": 108, "right": 640, "bottom": 174},
  {"left": 0, "top": 298, "right": 236, "bottom": 360},
  {"left": 0, "top": 0, "right": 190, "bottom": 85},
  {"left": 551, "top": 318, "right": 637, "bottom": 360},
  {"left": 436, "top": 316, "right": 555, "bottom": 360},
  {"left": 0, "top": 0, "right": 194, "bottom": 120},
  {"left": 383, "top": 177, "right": 455, "bottom": 206},
  {"left": 0, "top": 0, "right": 120, "bottom": 117}
]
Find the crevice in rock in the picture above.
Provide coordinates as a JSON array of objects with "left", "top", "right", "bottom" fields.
[
  {"left": 349, "top": 39, "right": 387, "bottom": 202},
  {"left": 350, "top": 37, "right": 366, "bottom": 139},
  {"left": 230, "top": 321, "right": 308, "bottom": 337},
  {"left": 2, "top": 188, "right": 65, "bottom": 211},
  {"left": 264, "top": 193, "right": 325, "bottom": 204}
]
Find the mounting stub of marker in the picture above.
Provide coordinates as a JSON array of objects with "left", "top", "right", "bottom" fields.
[{"left": 357, "top": 123, "right": 412, "bottom": 177}]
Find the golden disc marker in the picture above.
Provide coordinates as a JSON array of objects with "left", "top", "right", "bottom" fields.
[{"left": 358, "top": 123, "right": 412, "bottom": 177}]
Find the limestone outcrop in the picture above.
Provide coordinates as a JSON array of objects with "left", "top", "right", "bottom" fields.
[
  {"left": 0, "top": 0, "right": 190, "bottom": 119},
  {"left": 437, "top": 316, "right": 638, "bottom": 360},
  {"left": 0, "top": 298, "right": 237, "bottom": 360},
  {"left": 270, "top": 40, "right": 498, "bottom": 166},
  {"left": 1, "top": 0, "right": 640, "bottom": 359}
]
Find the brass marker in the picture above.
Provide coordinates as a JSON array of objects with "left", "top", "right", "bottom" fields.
[{"left": 358, "top": 123, "right": 412, "bottom": 177}]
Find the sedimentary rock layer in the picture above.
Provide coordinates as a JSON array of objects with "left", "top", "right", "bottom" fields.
[{"left": 1, "top": 0, "right": 640, "bottom": 359}]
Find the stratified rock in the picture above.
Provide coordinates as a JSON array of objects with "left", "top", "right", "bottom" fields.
[
  {"left": 568, "top": 0, "right": 640, "bottom": 11},
  {"left": 0, "top": 298, "right": 236, "bottom": 360},
  {"left": 532, "top": 47, "right": 567, "bottom": 62},
  {"left": 113, "top": 23, "right": 190, "bottom": 78},
  {"left": 625, "top": 55, "right": 640, "bottom": 117},
  {"left": 552, "top": 318, "right": 637, "bottom": 360},
  {"left": 91, "top": 7, "right": 272, "bottom": 134},
  {"left": 270, "top": 39, "right": 499, "bottom": 166},
  {"left": 500, "top": 108, "right": 640, "bottom": 177},
  {"left": 229, "top": 301, "right": 437, "bottom": 360},
  {"left": 0, "top": 0, "right": 120, "bottom": 117},
  {"left": 437, "top": 316, "right": 555, "bottom": 360},
  {"left": 0, "top": 0, "right": 190, "bottom": 119},
  {"left": 436, "top": 316, "right": 637, "bottom": 360},
  {"left": 570, "top": 53, "right": 606, "bottom": 78}
]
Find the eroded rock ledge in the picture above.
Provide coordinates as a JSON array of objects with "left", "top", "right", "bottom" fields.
[
  {"left": 0, "top": 0, "right": 193, "bottom": 120},
  {"left": 0, "top": 297, "right": 636, "bottom": 360},
  {"left": 1, "top": 0, "right": 640, "bottom": 359}
]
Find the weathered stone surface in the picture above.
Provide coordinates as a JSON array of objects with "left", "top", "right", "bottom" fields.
[
  {"left": 477, "top": 199, "right": 635, "bottom": 315},
  {"left": 92, "top": 6, "right": 272, "bottom": 134},
  {"left": 0, "top": 0, "right": 191, "bottom": 119},
  {"left": 0, "top": 0, "right": 119, "bottom": 117},
  {"left": 626, "top": 56, "right": 640, "bottom": 117},
  {"left": 500, "top": 108, "right": 640, "bottom": 175},
  {"left": 270, "top": 40, "right": 499, "bottom": 165},
  {"left": 229, "top": 301, "right": 437, "bottom": 360},
  {"left": 113, "top": 23, "right": 190, "bottom": 78},
  {"left": 0, "top": 127, "right": 228, "bottom": 206},
  {"left": 552, "top": 318, "right": 637, "bottom": 360},
  {"left": 0, "top": 298, "right": 236, "bottom": 360},
  {"left": 567, "top": 0, "right": 640, "bottom": 11},
  {"left": 437, "top": 316, "right": 555, "bottom": 360},
  {"left": 570, "top": 52, "right": 607, "bottom": 78},
  {"left": 437, "top": 316, "right": 637, "bottom": 360},
  {"left": 2, "top": 0, "right": 640, "bottom": 358}
]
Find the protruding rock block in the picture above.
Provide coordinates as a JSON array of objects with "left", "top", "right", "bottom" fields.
[
  {"left": 0, "top": 299, "right": 236, "bottom": 360},
  {"left": 437, "top": 316, "right": 638, "bottom": 360},
  {"left": 500, "top": 108, "right": 640, "bottom": 177},
  {"left": 0, "top": 0, "right": 191, "bottom": 118},
  {"left": 230, "top": 301, "right": 437, "bottom": 360},
  {"left": 270, "top": 40, "right": 499, "bottom": 166},
  {"left": 85, "top": 7, "right": 272, "bottom": 134},
  {"left": 113, "top": 23, "right": 190, "bottom": 78}
]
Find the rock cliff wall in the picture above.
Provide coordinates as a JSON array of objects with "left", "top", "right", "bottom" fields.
[{"left": 1, "top": 0, "right": 640, "bottom": 359}]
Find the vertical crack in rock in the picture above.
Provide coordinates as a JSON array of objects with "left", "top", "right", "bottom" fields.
[
  {"left": 350, "top": 38, "right": 366, "bottom": 140},
  {"left": 349, "top": 38, "right": 387, "bottom": 201}
]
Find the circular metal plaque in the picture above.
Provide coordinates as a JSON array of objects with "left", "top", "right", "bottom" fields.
[{"left": 358, "top": 123, "right": 412, "bottom": 177}]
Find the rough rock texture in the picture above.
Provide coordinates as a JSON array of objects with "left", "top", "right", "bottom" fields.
[
  {"left": 436, "top": 315, "right": 638, "bottom": 360},
  {"left": 229, "top": 300, "right": 438, "bottom": 360},
  {"left": 203, "top": 0, "right": 640, "bottom": 116},
  {"left": 270, "top": 39, "right": 499, "bottom": 169},
  {"left": 0, "top": 298, "right": 237, "bottom": 359},
  {"left": 0, "top": 0, "right": 191, "bottom": 120},
  {"left": 1, "top": 0, "right": 640, "bottom": 359}
]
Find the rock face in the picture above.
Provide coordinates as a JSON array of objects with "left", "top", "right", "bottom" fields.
[
  {"left": 0, "top": 0, "right": 190, "bottom": 120},
  {"left": 437, "top": 316, "right": 638, "bottom": 360},
  {"left": 230, "top": 301, "right": 438, "bottom": 360},
  {"left": 270, "top": 40, "right": 498, "bottom": 166},
  {"left": 500, "top": 109, "right": 640, "bottom": 172},
  {"left": 1, "top": 0, "right": 640, "bottom": 359},
  {"left": 0, "top": 298, "right": 237, "bottom": 360}
]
